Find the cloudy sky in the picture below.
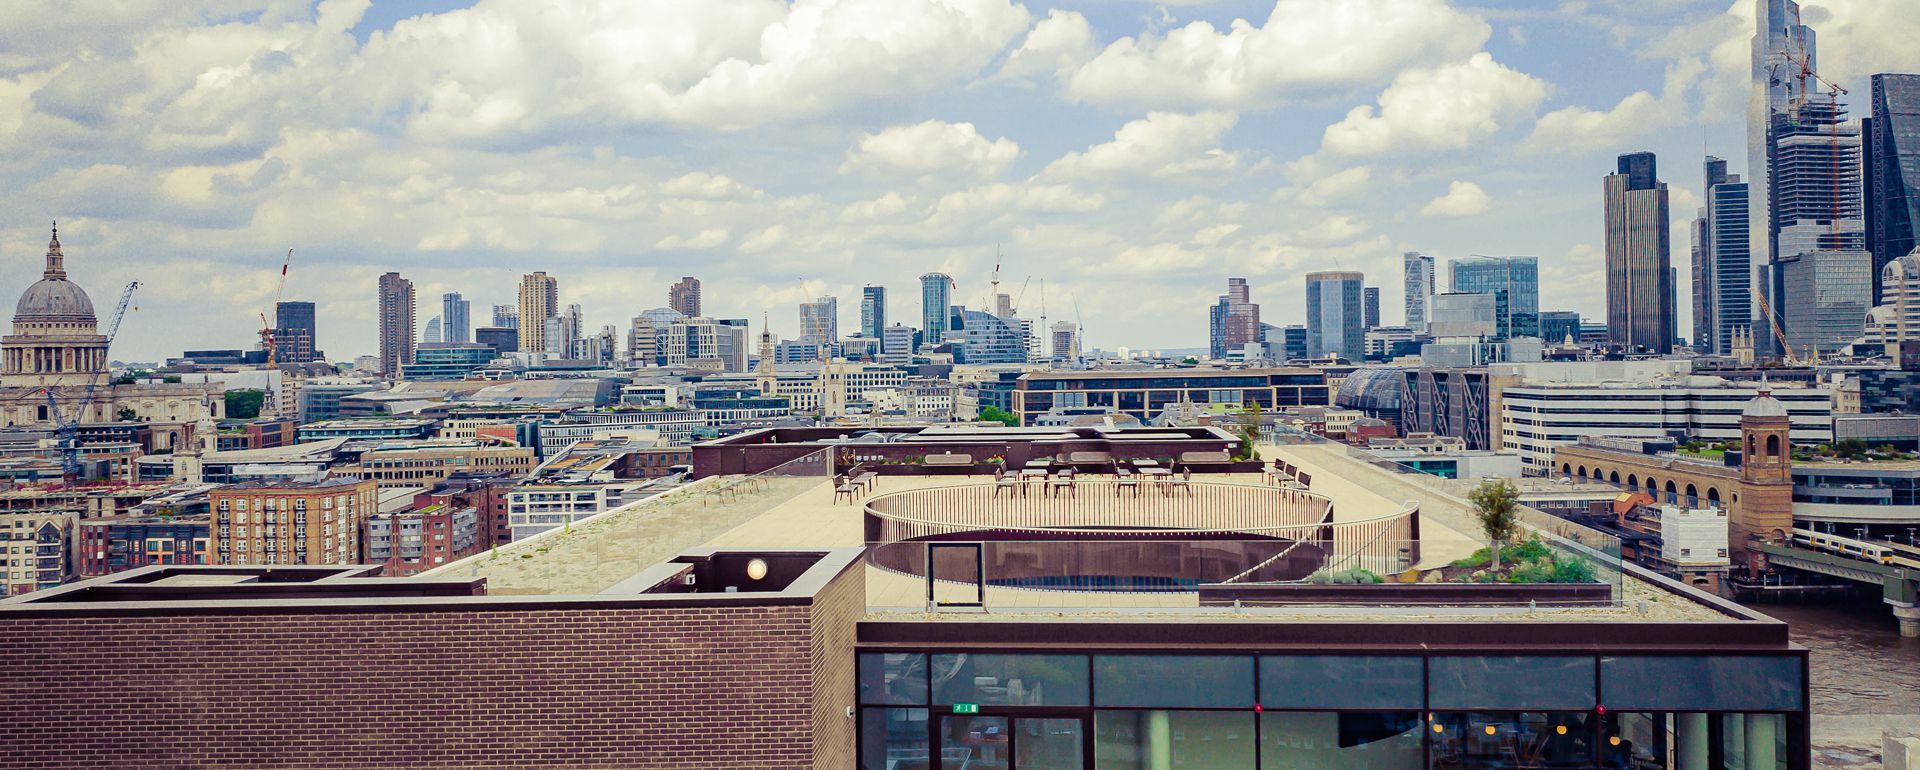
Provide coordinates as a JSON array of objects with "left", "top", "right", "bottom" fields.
[{"left": 4, "top": 0, "right": 1918, "bottom": 362}]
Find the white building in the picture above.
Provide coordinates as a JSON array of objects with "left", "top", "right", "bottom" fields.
[{"left": 1497, "top": 375, "right": 1834, "bottom": 472}]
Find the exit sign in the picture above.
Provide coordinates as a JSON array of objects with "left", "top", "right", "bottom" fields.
[{"left": 952, "top": 703, "right": 980, "bottom": 714}]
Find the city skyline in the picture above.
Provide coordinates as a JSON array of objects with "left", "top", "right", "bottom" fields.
[{"left": 4, "top": 1, "right": 1920, "bottom": 362}]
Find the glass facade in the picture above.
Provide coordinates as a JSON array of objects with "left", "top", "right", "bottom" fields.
[
  {"left": 859, "top": 652, "right": 1807, "bottom": 769},
  {"left": 1449, "top": 256, "right": 1541, "bottom": 340}
]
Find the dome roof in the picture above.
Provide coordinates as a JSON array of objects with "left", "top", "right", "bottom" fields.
[
  {"left": 1742, "top": 391, "right": 1790, "bottom": 419},
  {"left": 13, "top": 224, "right": 96, "bottom": 323}
]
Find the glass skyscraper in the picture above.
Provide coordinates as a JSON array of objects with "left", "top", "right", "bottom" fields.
[
  {"left": 1749, "top": 0, "right": 1818, "bottom": 356},
  {"left": 860, "top": 285, "right": 886, "bottom": 339},
  {"left": 1604, "top": 152, "right": 1675, "bottom": 353},
  {"left": 1447, "top": 256, "right": 1538, "bottom": 340},
  {"left": 1403, "top": 252, "right": 1435, "bottom": 331},
  {"left": 1868, "top": 73, "right": 1920, "bottom": 301},
  {"left": 441, "top": 292, "right": 470, "bottom": 344},
  {"left": 1708, "top": 163, "right": 1753, "bottom": 356},
  {"left": 919, "top": 273, "right": 952, "bottom": 345},
  {"left": 1305, "top": 271, "right": 1365, "bottom": 359}
]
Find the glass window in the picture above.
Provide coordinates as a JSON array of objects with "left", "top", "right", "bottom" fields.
[
  {"left": 1261, "top": 655, "right": 1422, "bottom": 710},
  {"left": 1429, "top": 656, "right": 1595, "bottom": 711},
  {"left": 1095, "top": 710, "right": 1255, "bottom": 770},
  {"left": 859, "top": 653, "right": 928, "bottom": 705},
  {"left": 1600, "top": 656, "right": 1802, "bottom": 712},
  {"left": 931, "top": 654, "right": 1088, "bottom": 706},
  {"left": 1719, "top": 713, "right": 1790, "bottom": 770},
  {"left": 1260, "top": 711, "right": 1423, "bottom": 770},
  {"left": 860, "top": 707, "right": 928, "bottom": 770},
  {"left": 1429, "top": 712, "right": 1595, "bottom": 770},
  {"left": 1095, "top": 655, "right": 1254, "bottom": 708}
]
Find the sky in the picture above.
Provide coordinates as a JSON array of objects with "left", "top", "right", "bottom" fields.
[{"left": 3, "top": 0, "right": 1919, "bottom": 362}]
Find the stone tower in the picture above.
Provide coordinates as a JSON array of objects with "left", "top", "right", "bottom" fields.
[{"left": 1735, "top": 385, "right": 1796, "bottom": 573}]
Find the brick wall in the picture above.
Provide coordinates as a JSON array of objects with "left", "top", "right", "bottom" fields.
[{"left": 0, "top": 585, "right": 862, "bottom": 768}]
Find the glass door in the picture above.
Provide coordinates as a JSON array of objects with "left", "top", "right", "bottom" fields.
[{"left": 939, "top": 714, "right": 1085, "bottom": 770}]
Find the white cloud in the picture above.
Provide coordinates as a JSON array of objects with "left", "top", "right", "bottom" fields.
[
  {"left": 994, "top": 9, "right": 1096, "bottom": 84},
  {"left": 1292, "top": 166, "right": 1373, "bottom": 207},
  {"left": 1523, "top": 58, "right": 1703, "bottom": 155},
  {"left": 1320, "top": 53, "right": 1547, "bottom": 157},
  {"left": 1061, "top": 0, "right": 1490, "bottom": 110},
  {"left": 1042, "top": 112, "right": 1240, "bottom": 179},
  {"left": 1420, "top": 181, "right": 1492, "bottom": 217},
  {"left": 841, "top": 120, "right": 1020, "bottom": 178}
]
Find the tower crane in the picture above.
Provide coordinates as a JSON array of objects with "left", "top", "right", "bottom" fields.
[
  {"left": 38, "top": 281, "right": 139, "bottom": 483},
  {"left": 254, "top": 249, "right": 293, "bottom": 418}
]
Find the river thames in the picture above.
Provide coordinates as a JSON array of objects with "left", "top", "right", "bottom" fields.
[{"left": 1746, "top": 597, "right": 1920, "bottom": 768}]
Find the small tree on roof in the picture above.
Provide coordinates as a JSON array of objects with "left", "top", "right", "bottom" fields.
[{"left": 1469, "top": 478, "right": 1522, "bottom": 571}]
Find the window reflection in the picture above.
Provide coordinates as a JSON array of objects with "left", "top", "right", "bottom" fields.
[
  {"left": 931, "top": 654, "right": 1089, "bottom": 706},
  {"left": 1262, "top": 711, "right": 1422, "bottom": 770},
  {"left": 1095, "top": 710, "right": 1256, "bottom": 769},
  {"left": 1427, "top": 712, "right": 1594, "bottom": 769},
  {"left": 860, "top": 707, "right": 929, "bottom": 770}
]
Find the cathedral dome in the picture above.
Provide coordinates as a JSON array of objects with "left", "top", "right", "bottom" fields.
[{"left": 13, "top": 225, "right": 95, "bottom": 324}]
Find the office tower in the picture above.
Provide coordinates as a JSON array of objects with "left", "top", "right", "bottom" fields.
[
  {"left": 1867, "top": 74, "right": 1920, "bottom": 300},
  {"left": 491, "top": 304, "right": 519, "bottom": 329},
  {"left": 441, "top": 293, "right": 471, "bottom": 344},
  {"left": 1768, "top": 98, "right": 1867, "bottom": 351},
  {"left": 920, "top": 273, "right": 953, "bottom": 345},
  {"left": 1208, "top": 278, "right": 1261, "bottom": 360},
  {"left": 860, "top": 285, "right": 886, "bottom": 339},
  {"left": 1690, "top": 160, "right": 1723, "bottom": 349},
  {"left": 628, "top": 308, "right": 681, "bottom": 368},
  {"left": 1749, "top": 0, "right": 1818, "bottom": 352},
  {"left": 880, "top": 324, "right": 916, "bottom": 362},
  {"left": 1428, "top": 292, "right": 1498, "bottom": 339},
  {"left": 517, "top": 272, "right": 557, "bottom": 355},
  {"left": 1604, "top": 152, "right": 1676, "bottom": 353},
  {"left": 273, "top": 301, "right": 317, "bottom": 363},
  {"left": 1362, "top": 287, "right": 1381, "bottom": 330},
  {"left": 1305, "top": 271, "right": 1365, "bottom": 359},
  {"left": 664, "top": 316, "right": 748, "bottom": 372},
  {"left": 954, "top": 309, "right": 1030, "bottom": 365},
  {"left": 1777, "top": 250, "right": 1872, "bottom": 355},
  {"left": 800, "top": 296, "right": 838, "bottom": 347},
  {"left": 1867, "top": 252, "right": 1920, "bottom": 367},
  {"left": 1540, "top": 311, "right": 1582, "bottom": 345},
  {"left": 1403, "top": 252, "right": 1436, "bottom": 331},
  {"left": 1707, "top": 159, "right": 1753, "bottom": 355},
  {"left": 422, "top": 316, "right": 442, "bottom": 345},
  {"left": 376, "top": 272, "right": 415, "bottom": 375},
  {"left": 1448, "top": 256, "right": 1540, "bottom": 340},
  {"left": 669, "top": 276, "right": 702, "bottom": 318},
  {"left": 1049, "top": 322, "right": 1081, "bottom": 362},
  {"left": 474, "top": 327, "right": 517, "bottom": 355},
  {"left": 544, "top": 303, "right": 583, "bottom": 358}
]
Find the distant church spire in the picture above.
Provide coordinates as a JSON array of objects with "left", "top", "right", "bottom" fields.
[{"left": 45, "top": 221, "right": 65, "bottom": 280}]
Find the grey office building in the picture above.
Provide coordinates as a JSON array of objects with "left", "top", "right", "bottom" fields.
[
  {"left": 1540, "top": 311, "right": 1581, "bottom": 345},
  {"left": 441, "top": 292, "right": 471, "bottom": 344},
  {"left": 1868, "top": 73, "right": 1920, "bottom": 301},
  {"left": 1704, "top": 158, "right": 1753, "bottom": 355},
  {"left": 1362, "top": 287, "right": 1381, "bottom": 330},
  {"left": 1403, "top": 252, "right": 1436, "bottom": 330},
  {"left": 1604, "top": 152, "right": 1675, "bottom": 353},
  {"left": 1749, "top": 0, "right": 1819, "bottom": 356},
  {"left": 1778, "top": 250, "right": 1873, "bottom": 355},
  {"left": 1305, "top": 271, "right": 1365, "bottom": 359},
  {"left": 274, "top": 301, "right": 317, "bottom": 363},
  {"left": 1448, "top": 256, "right": 1538, "bottom": 340},
  {"left": 860, "top": 285, "right": 886, "bottom": 339}
]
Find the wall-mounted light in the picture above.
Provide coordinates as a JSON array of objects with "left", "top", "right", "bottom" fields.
[
  {"left": 1484, "top": 725, "right": 1497, "bottom": 735},
  {"left": 746, "top": 558, "right": 769, "bottom": 581}
]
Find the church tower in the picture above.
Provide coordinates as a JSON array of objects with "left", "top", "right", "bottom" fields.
[
  {"left": 2, "top": 224, "right": 109, "bottom": 388},
  {"left": 1734, "top": 384, "right": 1796, "bottom": 572}
]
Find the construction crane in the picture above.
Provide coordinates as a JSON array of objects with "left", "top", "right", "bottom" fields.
[
  {"left": 38, "top": 281, "right": 139, "bottom": 482},
  {"left": 1762, "top": 20, "right": 1848, "bottom": 366},
  {"left": 253, "top": 249, "right": 293, "bottom": 418}
]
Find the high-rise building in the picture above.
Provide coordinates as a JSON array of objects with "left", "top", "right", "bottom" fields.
[
  {"left": 376, "top": 272, "right": 415, "bottom": 376},
  {"left": 441, "top": 293, "right": 470, "bottom": 344},
  {"left": 1690, "top": 160, "right": 1723, "bottom": 350},
  {"left": 880, "top": 324, "right": 916, "bottom": 363},
  {"left": 1305, "top": 271, "right": 1365, "bottom": 359},
  {"left": 1049, "top": 321, "right": 1080, "bottom": 362},
  {"left": 210, "top": 478, "right": 378, "bottom": 567},
  {"left": 627, "top": 308, "right": 682, "bottom": 368},
  {"left": 1604, "top": 152, "right": 1676, "bottom": 353},
  {"left": 1540, "top": 311, "right": 1582, "bottom": 345},
  {"left": 422, "top": 316, "right": 442, "bottom": 346},
  {"left": 491, "top": 304, "right": 519, "bottom": 329},
  {"left": 920, "top": 273, "right": 953, "bottom": 345},
  {"left": 1362, "top": 287, "right": 1381, "bottom": 330},
  {"left": 799, "top": 296, "right": 838, "bottom": 348},
  {"left": 1706, "top": 158, "right": 1753, "bottom": 355},
  {"left": 669, "top": 276, "right": 702, "bottom": 318},
  {"left": 954, "top": 309, "right": 1030, "bottom": 365},
  {"left": 273, "top": 301, "right": 317, "bottom": 363},
  {"left": 1749, "top": 0, "right": 1819, "bottom": 352},
  {"left": 517, "top": 272, "right": 558, "bottom": 355},
  {"left": 543, "top": 303, "right": 583, "bottom": 358},
  {"left": 1208, "top": 278, "right": 1261, "bottom": 360},
  {"left": 1776, "top": 250, "right": 1872, "bottom": 355},
  {"left": 1449, "top": 256, "right": 1539, "bottom": 340},
  {"left": 1865, "top": 251, "right": 1920, "bottom": 367},
  {"left": 1403, "top": 252, "right": 1436, "bottom": 331},
  {"left": 1867, "top": 73, "right": 1920, "bottom": 301},
  {"left": 860, "top": 285, "right": 886, "bottom": 339}
]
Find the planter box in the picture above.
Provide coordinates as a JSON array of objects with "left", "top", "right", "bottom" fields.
[{"left": 1196, "top": 581, "right": 1611, "bottom": 607}]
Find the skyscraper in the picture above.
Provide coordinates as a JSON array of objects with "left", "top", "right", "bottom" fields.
[
  {"left": 273, "top": 301, "right": 317, "bottom": 363},
  {"left": 1707, "top": 159, "right": 1753, "bottom": 355},
  {"left": 800, "top": 296, "right": 838, "bottom": 348},
  {"left": 1605, "top": 152, "right": 1676, "bottom": 353},
  {"left": 1305, "top": 271, "right": 1365, "bottom": 359},
  {"left": 1049, "top": 321, "right": 1080, "bottom": 362},
  {"left": 1777, "top": 249, "right": 1873, "bottom": 356},
  {"left": 491, "top": 304, "right": 519, "bottom": 329},
  {"left": 517, "top": 272, "right": 557, "bottom": 355},
  {"left": 1448, "top": 256, "right": 1539, "bottom": 340},
  {"left": 669, "top": 276, "right": 702, "bottom": 318},
  {"left": 1208, "top": 278, "right": 1261, "bottom": 360},
  {"left": 860, "top": 285, "right": 886, "bottom": 339},
  {"left": 1362, "top": 287, "right": 1381, "bottom": 330},
  {"left": 376, "top": 272, "right": 415, "bottom": 376},
  {"left": 1867, "top": 73, "right": 1920, "bottom": 301},
  {"left": 1749, "top": 0, "right": 1819, "bottom": 353},
  {"left": 422, "top": 316, "right": 442, "bottom": 345},
  {"left": 1690, "top": 160, "right": 1725, "bottom": 350},
  {"left": 1403, "top": 252, "right": 1436, "bottom": 331},
  {"left": 920, "top": 273, "right": 953, "bottom": 345},
  {"left": 441, "top": 293, "right": 470, "bottom": 344}
]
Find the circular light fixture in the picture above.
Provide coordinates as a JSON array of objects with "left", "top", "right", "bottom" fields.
[
  {"left": 1432, "top": 724, "right": 1445, "bottom": 733},
  {"left": 1484, "top": 725, "right": 1497, "bottom": 735},
  {"left": 1609, "top": 736, "right": 1622, "bottom": 747},
  {"left": 746, "top": 558, "right": 769, "bottom": 581},
  {"left": 1556, "top": 725, "right": 1567, "bottom": 735}
]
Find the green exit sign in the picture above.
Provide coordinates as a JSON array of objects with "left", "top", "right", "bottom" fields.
[{"left": 952, "top": 703, "right": 980, "bottom": 714}]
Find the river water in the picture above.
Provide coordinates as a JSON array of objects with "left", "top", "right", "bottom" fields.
[{"left": 1742, "top": 597, "right": 1920, "bottom": 717}]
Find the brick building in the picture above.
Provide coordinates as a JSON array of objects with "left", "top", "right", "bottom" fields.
[
  {"left": 75, "top": 514, "right": 211, "bottom": 577},
  {"left": 210, "top": 477, "right": 379, "bottom": 567},
  {"left": 347, "top": 440, "right": 536, "bottom": 488},
  {"left": 0, "top": 512, "right": 67, "bottom": 596},
  {"left": 364, "top": 505, "right": 479, "bottom": 576}
]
